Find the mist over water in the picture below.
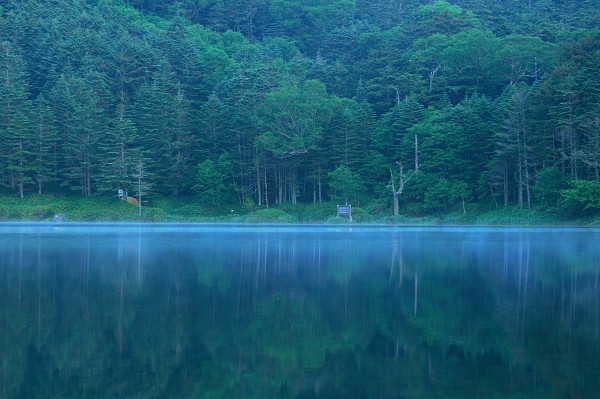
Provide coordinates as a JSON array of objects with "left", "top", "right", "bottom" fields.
[{"left": 1, "top": 224, "right": 599, "bottom": 398}]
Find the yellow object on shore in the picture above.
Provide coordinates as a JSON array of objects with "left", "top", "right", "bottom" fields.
[{"left": 121, "top": 196, "right": 139, "bottom": 206}]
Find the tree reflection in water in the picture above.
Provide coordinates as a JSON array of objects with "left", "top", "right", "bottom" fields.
[{"left": 0, "top": 225, "right": 599, "bottom": 398}]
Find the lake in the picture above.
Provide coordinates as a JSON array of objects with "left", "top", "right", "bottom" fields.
[{"left": 1, "top": 223, "right": 599, "bottom": 398}]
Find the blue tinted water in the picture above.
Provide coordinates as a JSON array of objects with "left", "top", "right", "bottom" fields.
[{"left": 1, "top": 223, "right": 599, "bottom": 398}]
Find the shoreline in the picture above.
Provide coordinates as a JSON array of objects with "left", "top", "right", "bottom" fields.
[{"left": 1, "top": 194, "right": 598, "bottom": 227}]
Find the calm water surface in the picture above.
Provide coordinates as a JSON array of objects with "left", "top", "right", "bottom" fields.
[{"left": 1, "top": 223, "right": 599, "bottom": 398}]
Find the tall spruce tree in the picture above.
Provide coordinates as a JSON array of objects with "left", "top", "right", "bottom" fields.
[
  {"left": 496, "top": 83, "right": 534, "bottom": 209},
  {"left": 328, "top": 98, "right": 364, "bottom": 170},
  {"left": 133, "top": 61, "right": 196, "bottom": 195},
  {"left": 0, "top": 40, "right": 34, "bottom": 197},
  {"left": 31, "top": 94, "right": 58, "bottom": 194},
  {"left": 97, "top": 102, "right": 140, "bottom": 195},
  {"left": 49, "top": 74, "right": 103, "bottom": 196}
]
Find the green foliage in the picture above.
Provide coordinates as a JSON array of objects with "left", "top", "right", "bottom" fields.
[
  {"left": 0, "top": 195, "right": 49, "bottom": 220},
  {"left": 470, "top": 206, "right": 563, "bottom": 225},
  {"left": 360, "top": 150, "right": 389, "bottom": 195},
  {"left": 559, "top": 180, "right": 600, "bottom": 214},
  {"left": 1, "top": 194, "right": 594, "bottom": 225},
  {"left": 256, "top": 79, "right": 334, "bottom": 158},
  {"left": 0, "top": 40, "right": 34, "bottom": 197},
  {"left": 496, "top": 34, "right": 558, "bottom": 86},
  {"left": 534, "top": 166, "right": 571, "bottom": 206},
  {"left": 418, "top": 111, "right": 467, "bottom": 181},
  {"left": 404, "top": 172, "right": 437, "bottom": 205},
  {"left": 49, "top": 74, "right": 104, "bottom": 196},
  {"left": 327, "top": 165, "right": 365, "bottom": 205},
  {"left": 238, "top": 208, "right": 298, "bottom": 223},
  {"left": 346, "top": 206, "right": 372, "bottom": 222},
  {"left": 0, "top": 0, "right": 598, "bottom": 221},
  {"left": 423, "top": 176, "right": 452, "bottom": 212},
  {"left": 298, "top": 202, "right": 336, "bottom": 222},
  {"left": 415, "top": 1, "right": 479, "bottom": 38},
  {"left": 193, "top": 153, "right": 234, "bottom": 207},
  {"left": 31, "top": 95, "right": 58, "bottom": 194},
  {"left": 172, "top": 203, "right": 211, "bottom": 217},
  {"left": 0, "top": 194, "right": 143, "bottom": 221},
  {"left": 97, "top": 103, "right": 140, "bottom": 194}
]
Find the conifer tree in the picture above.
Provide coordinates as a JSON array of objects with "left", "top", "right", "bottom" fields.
[
  {"left": 31, "top": 95, "right": 58, "bottom": 194},
  {"left": 133, "top": 62, "right": 196, "bottom": 195},
  {"left": 97, "top": 102, "right": 140, "bottom": 194},
  {"left": 197, "top": 94, "right": 229, "bottom": 160},
  {"left": 0, "top": 40, "right": 34, "bottom": 197},
  {"left": 49, "top": 74, "right": 103, "bottom": 196},
  {"left": 131, "top": 157, "right": 154, "bottom": 216},
  {"left": 328, "top": 98, "right": 364, "bottom": 170},
  {"left": 496, "top": 83, "right": 534, "bottom": 209}
]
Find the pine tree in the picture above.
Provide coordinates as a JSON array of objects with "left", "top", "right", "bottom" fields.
[
  {"left": 133, "top": 62, "right": 196, "bottom": 195},
  {"left": 49, "top": 74, "right": 103, "bottom": 196},
  {"left": 31, "top": 95, "right": 58, "bottom": 194},
  {"left": 372, "top": 97, "right": 424, "bottom": 164},
  {"left": 452, "top": 94, "right": 498, "bottom": 196},
  {"left": 131, "top": 157, "right": 154, "bottom": 216},
  {"left": 581, "top": 110, "right": 600, "bottom": 181},
  {"left": 97, "top": 102, "right": 140, "bottom": 195},
  {"left": 167, "top": 83, "right": 196, "bottom": 195},
  {"left": 0, "top": 40, "right": 34, "bottom": 197},
  {"left": 328, "top": 98, "right": 364, "bottom": 171},
  {"left": 496, "top": 83, "right": 534, "bottom": 209},
  {"left": 197, "top": 94, "right": 229, "bottom": 161}
]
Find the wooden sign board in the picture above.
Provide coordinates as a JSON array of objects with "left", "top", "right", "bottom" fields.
[
  {"left": 337, "top": 205, "right": 352, "bottom": 221},
  {"left": 337, "top": 205, "right": 351, "bottom": 215}
]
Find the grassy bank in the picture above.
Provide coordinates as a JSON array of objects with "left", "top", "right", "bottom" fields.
[{"left": 1, "top": 194, "right": 598, "bottom": 226}]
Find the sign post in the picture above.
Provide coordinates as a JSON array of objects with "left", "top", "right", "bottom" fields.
[{"left": 337, "top": 205, "right": 352, "bottom": 222}]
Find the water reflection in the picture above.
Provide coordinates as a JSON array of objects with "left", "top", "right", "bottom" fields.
[{"left": 0, "top": 224, "right": 599, "bottom": 398}]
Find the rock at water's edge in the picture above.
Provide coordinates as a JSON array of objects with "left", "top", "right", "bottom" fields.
[{"left": 52, "top": 213, "right": 66, "bottom": 222}]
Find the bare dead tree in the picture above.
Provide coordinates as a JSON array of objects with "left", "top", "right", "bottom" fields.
[
  {"left": 429, "top": 65, "right": 441, "bottom": 92},
  {"left": 390, "top": 162, "right": 418, "bottom": 216},
  {"left": 390, "top": 135, "right": 419, "bottom": 216}
]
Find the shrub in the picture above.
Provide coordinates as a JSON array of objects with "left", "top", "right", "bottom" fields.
[
  {"left": 175, "top": 203, "right": 211, "bottom": 217},
  {"left": 347, "top": 207, "right": 373, "bottom": 223},
  {"left": 374, "top": 214, "right": 437, "bottom": 225},
  {"left": 534, "top": 167, "right": 571, "bottom": 206},
  {"left": 325, "top": 216, "right": 351, "bottom": 224},
  {"left": 559, "top": 180, "right": 600, "bottom": 215},
  {"left": 240, "top": 208, "right": 298, "bottom": 223},
  {"left": 141, "top": 206, "right": 167, "bottom": 221},
  {"left": 300, "top": 203, "right": 336, "bottom": 222},
  {"left": 471, "top": 207, "right": 560, "bottom": 225}
]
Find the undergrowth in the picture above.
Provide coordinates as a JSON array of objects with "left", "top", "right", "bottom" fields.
[{"left": 0, "top": 194, "right": 597, "bottom": 226}]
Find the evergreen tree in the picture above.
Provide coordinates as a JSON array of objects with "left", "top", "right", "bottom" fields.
[
  {"left": 417, "top": 110, "right": 467, "bottom": 182},
  {"left": 452, "top": 94, "right": 498, "bottom": 196},
  {"left": 97, "top": 102, "right": 140, "bottom": 194},
  {"left": 49, "top": 74, "right": 103, "bottom": 196},
  {"left": 131, "top": 156, "right": 155, "bottom": 216},
  {"left": 133, "top": 62, "right": 196, "bottom": 195},
  {"left": 496, "top": 83, "right": 534, "bottom": 209},
  {"left": 0, "top": 40, "right": 34, "bottom": 197},
  {"left": 31, "top": 95, "right": 58, "bottom": 194},
  {"left": 372, "top": 98, "right": 424, "bottom": 164},
  {"left": 197, "top": 94, "right": 228, "bottom": 160},
  {"left": 328, "top": 98, "right": 364, "bottom": 170},
  {"left": 581, "top": 110, "right": 600, "bottom": 181},
  {"left": 193, "top": 153, "right": 235, "bottom": 207}
]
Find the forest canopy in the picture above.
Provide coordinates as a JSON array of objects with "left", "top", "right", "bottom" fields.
[{"left": 1, "top": 0, "right": 600, "bottom": 217}]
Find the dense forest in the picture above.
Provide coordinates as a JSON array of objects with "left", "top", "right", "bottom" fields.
[{"left": 1, "top": 0, "right": 600, "bottom": 218}]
